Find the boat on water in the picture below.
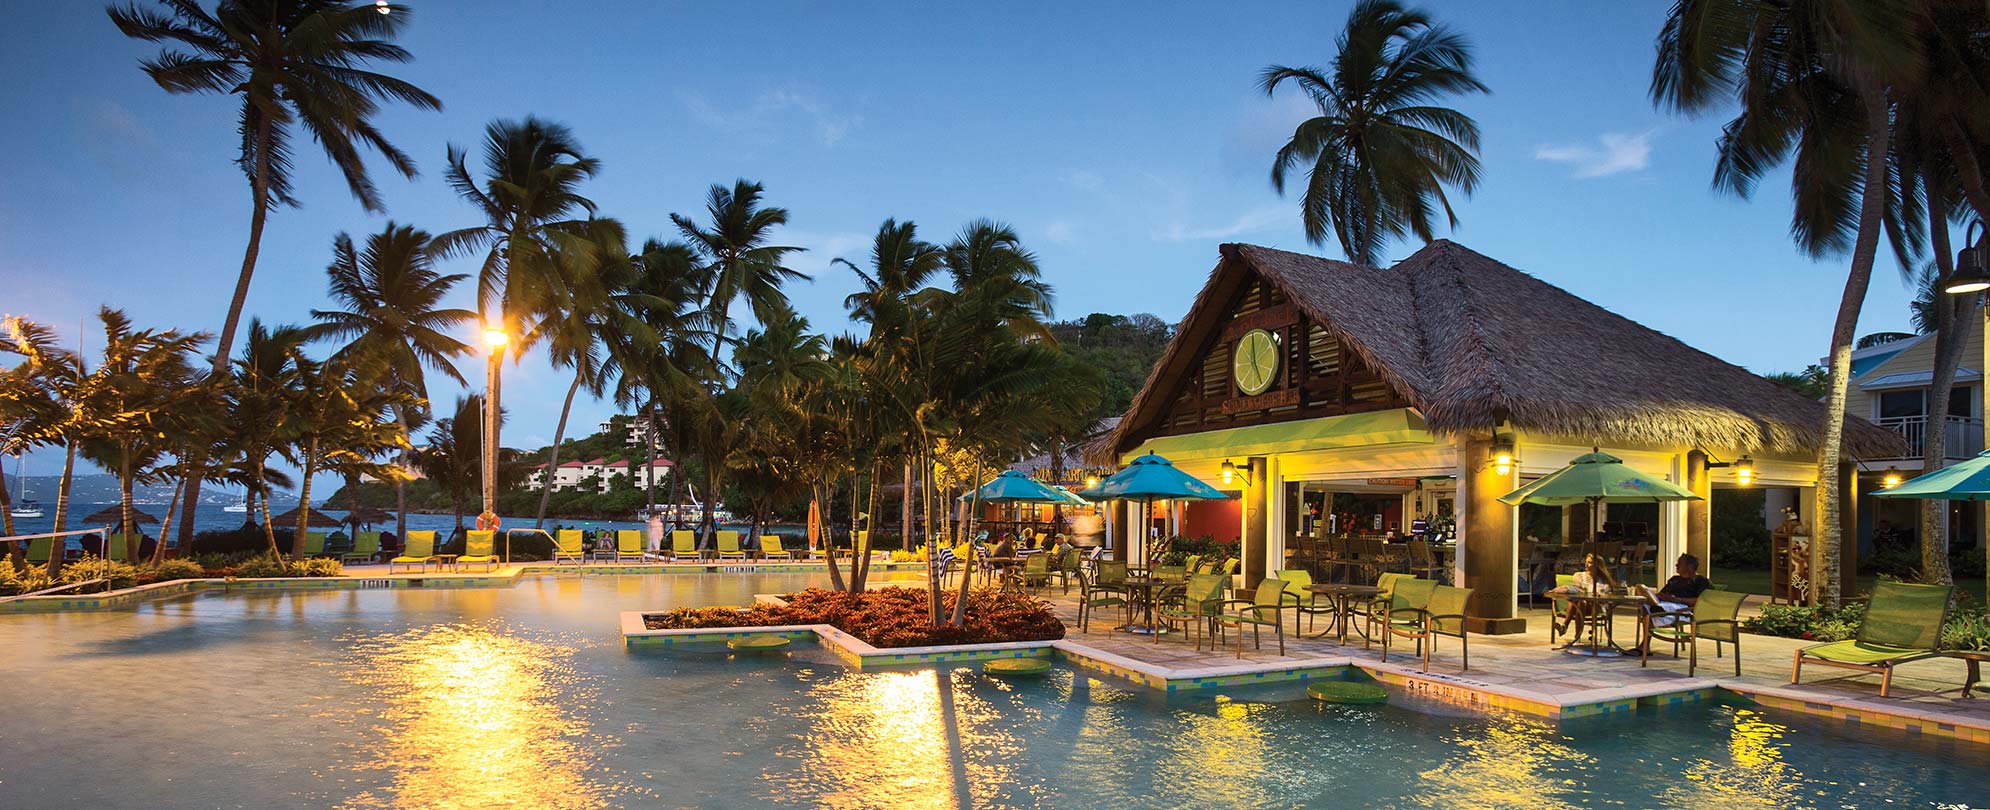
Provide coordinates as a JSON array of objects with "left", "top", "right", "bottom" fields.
[
  {"left": 10, "top": 454, "right": 42, "bottom": 519},
  {"left": 223, "top": 500, "right": 249, "bottom": 514}
]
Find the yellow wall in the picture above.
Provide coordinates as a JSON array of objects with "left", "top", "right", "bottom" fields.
[{"left": 1847, "top": 317, "right": 1984, "bottom": 421}]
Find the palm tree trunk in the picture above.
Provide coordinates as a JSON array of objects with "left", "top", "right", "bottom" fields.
[
  {"left": 820, "top": 483, "right": 847, "bottom": 592},
  {"left": 393, "top": 404, "right": 411, "bottom": 547},
  {"left": 950, "top": 455, "right": 986, "bottom": 626},
  {"left": 180, "top": 119, "right": 274, "bottom": 551},
  {"left": 292, "top": 440, "right": 318, "bottom": 557},
  {"left": 256, "top": 462, "right": 282, "bottom": 559},
  {"left": 151, "top": 476, "right": 185, "bottom": 565},
  {"left": 534, "top": 372, "right": 586, "bottom": 529},
  {"left": 642, "top": 403, "right": 659, "bottom": 519},
  {"left": 1813, "top": 89, "right": 1894, "bottom": 608},
  {"left": 45, "top": 441, "right": 78, "bottom": 577},
  {"left": 1921, "top": 180, "right": 1964, "bottom": 585},
  {"left": 0, "top": 452, "right": 19, "bottom": 573},
  {"left": 120, "top": 449, "right": 138, "bottom": 564}
]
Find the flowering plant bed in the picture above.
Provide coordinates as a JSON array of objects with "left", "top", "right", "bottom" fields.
[{"left": 643, "top": 587, "right": 1065, "bottom": 648}]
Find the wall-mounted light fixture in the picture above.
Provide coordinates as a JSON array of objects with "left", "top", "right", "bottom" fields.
[
  {"left": 1883, "top": 467, "right": 1904, "bottom": 489},
  {"left": 1220, "top": 459, "right": 1253, "bottom": 486},
  {"left": 1084, "top": 475, "right": 1100, "bottom": 489},
  {"left": 1489, "top": 434, "right": 1517, "bottom": 476},
  {"left": 1706, "top": 452, "right": 1756, "bottom": 486}
]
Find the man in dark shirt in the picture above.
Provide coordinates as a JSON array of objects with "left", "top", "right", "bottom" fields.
[{"left": 1657, "top": 553, "right": 1712, "bottom": 606}]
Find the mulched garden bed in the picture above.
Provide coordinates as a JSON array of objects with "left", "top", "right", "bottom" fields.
[{"left": 643, "top": 586, "right": 1066, "bottom": 648}]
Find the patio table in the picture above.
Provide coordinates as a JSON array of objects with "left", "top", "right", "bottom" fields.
[
  {"left": 1946, "top": 650, "right": 1990, "bottom": 698},
  {"left": 1116, "top": 576, "right": 1170, "bottom": 636},
  {"left": 1305, "top": 583, "right": 1382, "bottom": 643},
  {"left": 1562, "top": 592, "right": 1647, "bottom": 658},
  {"left": 432, "top": 553, "right": 459, "bottom": 573}
]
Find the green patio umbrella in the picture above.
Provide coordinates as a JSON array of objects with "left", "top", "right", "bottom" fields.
[
  {"left": 1873, "top": 450, "right": 1990, "bottom": 501},
  {"left": 1498, "top": 450, "right": 1700, "bottom": 544}
]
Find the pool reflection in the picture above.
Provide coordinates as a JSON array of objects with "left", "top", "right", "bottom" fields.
[{"left": 339, "top": 623, "right": 614, "bottom": 809}]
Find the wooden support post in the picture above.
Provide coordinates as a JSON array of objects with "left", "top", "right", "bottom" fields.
[
  {"left": 1686, "top": 450, "right": 1712, "bottom": 579},
  {"left": 1459, "top": 430, "right": 1525, "bottom": 634},
  {"left": 1242, "top": 457, "right": 1269, "bottom": 585},
  {"left": 1838, "top": 461, "right": 1859, "bottom": 599}
]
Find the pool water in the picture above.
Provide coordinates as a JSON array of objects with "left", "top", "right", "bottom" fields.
[{"left": 1, "top": 572, "right": 1985, "bottom": 809}]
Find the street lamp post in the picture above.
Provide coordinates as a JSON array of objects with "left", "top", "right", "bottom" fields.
[
  {"left": 481, "top": 327, "right": 509, "bottom": 515},
  {"left": 1939, "top": 220, "right": 1987, "bottom": 606}
]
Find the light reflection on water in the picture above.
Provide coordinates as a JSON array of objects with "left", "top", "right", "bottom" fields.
[{"left": 335, "top": 623, "right": 631, "bottom": 809}]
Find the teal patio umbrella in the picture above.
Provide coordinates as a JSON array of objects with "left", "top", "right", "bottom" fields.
[
  {"left": 1499, "top": 450, "right": 1700, "bottom": 545},
  {"left": 1873, "top": 450, "right": 1990, "bottom": 501},
  {"left": 1050, "top": 486, "right": 1089, "bottom": 506},
  {"left": 960, "top": 470, "right": 1067, "bottom": 504},
  {"left": 1077, "top": 453, "right": 1231, "bottom": 563}
]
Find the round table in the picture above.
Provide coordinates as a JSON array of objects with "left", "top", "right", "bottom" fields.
[
  {"left": 1306, "top": 583, "right": 1383, "bottom": 643},
  {"left": 1561, "top": 592, "right": 1648, "bottom": 657},
  {"left": 1116, "top": 577, "right": 1171, "bottom": 635}
]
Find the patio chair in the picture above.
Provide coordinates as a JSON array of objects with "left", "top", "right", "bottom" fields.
[
  {"left": 343, "top": 531, "right": 381, "bottom": 565},
  {"left": 715, "top": 530, "right": 746, "bottom": 561},
  {"left": 1151, "top": 563, "right": 1187, "bottom": 584},
  {"left": 1645, "top": 588, "right": 1746, "bottom": 676},
  {"left": 1548, "top": 574, "right": 1581, "bottom": 644},
  {"left": 553, "top": 529, "right": 586, "bottom": 565},
  {"left": 1792, "top": 581, "right": 1954, "bottom": 697},
  {"left": 611, "top": 530, "right": 647, "bottom": 563},
  {"left": 460, "top": 530, "right": 501, "bottom": 572},
  {"left": 1356, "top": 574, "right": 1437, "bottom": 646},
  {"left": 1382, "top": 584, "right": 1473, "bottom": 672},
  {"left": 389, "top": 530, "right": 437, "bottom": 573},
  {"left": 1213, "top": 578, "right": 1291, "bottom": 658},
  {"left": 1010, "top": 552, "right": 1053, "bottom": 593},
  {"left": 1158, "top": 573, "right": 1229, "bottom": 651},
  {"left": 298, "top": 531, "right": 327, "bottom": 558},
  {"left": 1407, "top": 539, "right": 1444, "bottom": 581},
  {"left": 1057, "top": 547, "right": 1083, "bottom": 593},
  {"left": 669, "top": 530, "right": 699, "bottom": 562},
  {"left": 760, "top": 535, "right": 792, "bottom": 560},
  {"left": 1078, "top": 561, "right": 1131, "bottom": 634},
  {"left": 1274, "top": 568, "right": 1332, "bottom": 633}
]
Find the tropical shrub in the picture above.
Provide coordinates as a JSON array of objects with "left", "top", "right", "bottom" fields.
[
  {"left": 187, "top": 525, "right": 276, "bottom": 556},
  {"left": 1742, "top": 601, "right": 1866, "bottom": 642},
  {"left": 0, "top": 564, "right": 54, "bottom": 596},
  {"left": 1710, "top": 488, "right": 1770, "bottom": 569},
  {"left": 229, "top": 554, "right": 344, "bottom": 579},
  {"left": 57, "top": 555, "right": 139, "bottom": 591},
  {"left": 138, "top": 558, "right": 208, "bottom": 584},
  {"left": 1161, "top": 535, "right": 1224, "bottom": 566},
  {"left": 644, "top": 586, "right": 1065, "bottom": 647},
  {"left": 1942, "top": 606, "right": 1990, "bottom": 653}
]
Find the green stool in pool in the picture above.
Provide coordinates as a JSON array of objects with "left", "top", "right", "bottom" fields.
[
  {"left": 1308, "top": 681, "right": 1388, "bottom": 704},
  {"left": 727, "top": 636, "right": 791, "bottom": 653},
  {"left": 984, "top": 658, "right": 1052, "bottom": 676}
]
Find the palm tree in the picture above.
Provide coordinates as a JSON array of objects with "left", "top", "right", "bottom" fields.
[
  {"left": 1653, "top": 0, "right": 1925, "bottom": 606},
  {"left": 434, "top": 117, "right": 604, "bottom": 492},
  {"left": 837, "top": 219, "right": 944, "bottom": 556},
  {"left": 306, "top": 223, "right": 473, "bottom": 543},
  {"left": 414, "top": 395, "right": 489, "bottom": 533},
  {"left": 1, "top": 318, "right": 85, "bottom": 575},
  {"left": 615, "top": 239, "right": 716, "bottom": 528},
  {"left": 73, "top": 309, "right": 208, "bottom": 563},
  {"left": 1259, "top": 0, "right": 1488, "bottom": 265},
  {"left": 109, "top": 0, "right": 441, "bottom": 541},
  {"left": 673, "top": 179, "right": 808, "bottom": 372},
  {"left": 227, "top": 320, "right": 313, "bottom": 557}
]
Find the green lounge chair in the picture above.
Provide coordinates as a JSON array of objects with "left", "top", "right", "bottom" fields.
[
  {"left": 759, "top": 535, "right": 791, "bottom": 560},
  {"left": 301, "top": 531, "right": 327, "bottom": 557},
  {"left": 108, "top": 533, "right": 139, "bottom": 561},
  {"left": 26, "top": 536, "right": 53, "bottom": 564},
  {"left": 343, "top": 531, "right": 381, "bottom": 564},
  {"left": 553, "top": 529, "right": 586, "bottom": 565},
  {"left": 1158, "top": 573, "right": 1229, "bottom": 650},
  {"left": 1274, "top": 568, "right": 1332, "bottom": 633},
  {"left": 1645, "top": 588, "right": 1746, "bottom": 676},
  {"left": 670, "top": 530, "right": 699, "bottom": 562},
  {"left": 1792, "top": 581, "right": 1954, "bottom": 696},
  {"left": 461, "top": 530, "right": 501, "bottom": 572},
  {"left": 390, "top": 530, "right": 437, "bottom": 573},
  {"left": 612, "top": 529, "right": 647, "bottom": 563},
  {"left": 1214, "top": 577, "right": 1291, "bottom": 658},
  {"left": 1381, "top": 584, "right": 1473, "bottom": 672},
  {"left": 1079, "top": 561, "right": 1130, "bottom": 633},
  {"left": 715, "top": 530, "right": 745, "bottom": 561},
  {"left": 323, "top": 532, "right": 355, "bottom": 559}
]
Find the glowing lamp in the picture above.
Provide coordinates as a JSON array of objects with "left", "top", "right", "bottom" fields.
[
  {"left": 483, "top": 328, "right": 509, "bottom": 348},
  {"left": 1735, "top": 456, "right": 1754, "bottom": 486},
  {"left": 1220, "top": 459, "right": 1237, "bottom": 485},
  {"left": 1945, "top": 223, "right": 1988, "bottom": 294},
  {"left": 1493, "top": 452, "right": 1514, "bottom": 476},
  {"left": 375, "top": 0, "right": 390, "bottom": 14},
  {"left": 1084, "top": 475, "right": 1100, "bottom": 489},
  {"left": 1882, "top": 467, "right": 1903, "bottom": 490}
]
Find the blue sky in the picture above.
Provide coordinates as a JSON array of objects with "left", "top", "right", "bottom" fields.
[{"left": 0, "top": 1, "right": 1935, "bottom": 489}]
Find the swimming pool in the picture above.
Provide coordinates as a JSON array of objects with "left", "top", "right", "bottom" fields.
[{"left": 1, "top": 572, "right": 1984, "bottom": 808}]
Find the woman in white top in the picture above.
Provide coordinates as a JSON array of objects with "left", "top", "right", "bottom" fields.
[{"left": 1549, "top": 553, "right": 1619, "bottom": 632}]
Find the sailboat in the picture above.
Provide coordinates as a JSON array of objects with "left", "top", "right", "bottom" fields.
[
  {"left": 10, "top": 454, "right": 42, "bottom": 519},
  {"left": 223, "top": 498, "right": 249, "bottom": 514}
]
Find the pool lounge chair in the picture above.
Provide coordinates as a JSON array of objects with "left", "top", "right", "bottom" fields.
[
  {"left": 669, "top": 530, "right": 700, "bottom": 562},
  {"left": 1644, "top": 588, "right": 1746, "bottom": 676},
  {"left": 1213, "top": 577, "right": 1291, "bottom": 658},
  {"left": 760, "top": 535, "right": 791, "bottom": 560},
  {"left": 1381, "top": 584, "right": 1473, "bottom": 672},
  {"left": 301, "top": 531, "right": 327, "bottom": 557},
  {"left": 1792, "top": 580, "right": 1954, "bottom": 697},
  {"left": 715, "top": 530, "right": 746, "bottom": 561},
  {"left": 25, "top": 536, "right": 53, "bottom": 564},
  {"left": 389, "top": 530, "right": 437, "bottom": 573},
  {"left": 553, "top": 529, "right": 586, "bottom": 565},
  {"left": 343, "top": 531, "right": 381, "bottom": 565},
  {"left": 611, "top": 530, "right": 647, "bottom": 563},
  {"left": 461, "top": 530, "right": 501, "bottom": 572}
]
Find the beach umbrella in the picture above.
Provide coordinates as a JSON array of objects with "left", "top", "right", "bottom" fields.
[
  {"left": 1873, "top": 450, "right": 1990, "bottom": 501},
  {"left": 1498, "top": 450, "right": 1700, "bottom": 547},
  {"left": 271, "top": 507, "right": 343, "bottom": 528},
  {"left": 1076, "top": 453, "right": 1230, "bottom": 563},
  {"left": 958, "top": 470, "right": 1067, "bottom": 504},
  {"left": 83, "top": 506, "right": 158, "bottom": 525}
]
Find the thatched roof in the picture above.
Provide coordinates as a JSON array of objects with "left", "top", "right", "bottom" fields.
[{"left": 1103, "top": 240, "right": 1906, "bottom": 460}]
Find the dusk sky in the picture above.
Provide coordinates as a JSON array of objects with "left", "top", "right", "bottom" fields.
[{"left": 0, "top": 1, "right": 1936, "bottom": 489}]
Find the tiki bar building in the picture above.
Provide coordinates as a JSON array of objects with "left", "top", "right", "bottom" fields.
[{"left": 1091, "top": 240, "right": 1904, "bottom": 632}]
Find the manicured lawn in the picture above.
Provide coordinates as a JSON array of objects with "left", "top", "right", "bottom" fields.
[{"left": 1716, "top": 567, "right": 1986, "bottom": 603}]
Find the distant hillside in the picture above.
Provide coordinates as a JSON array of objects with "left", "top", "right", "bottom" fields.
[{"left": 5, "top": 475, "right": 246, "bottom": 505}]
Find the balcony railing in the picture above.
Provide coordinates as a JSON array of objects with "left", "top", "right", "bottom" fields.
[{"left": 1873, "top": 414, "right": 1984, "bottom": 460}]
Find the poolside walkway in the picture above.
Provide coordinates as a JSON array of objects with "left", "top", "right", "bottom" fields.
[{"left": 1025, "top": 583, "right": 1990, "bottom": 740}]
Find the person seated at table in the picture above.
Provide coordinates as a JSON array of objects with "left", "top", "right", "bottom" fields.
[
  {"left": 1642, "top": 553, "right": 1711, "bottom": 627},
  {"left": 993, "top": 534, "right": 1016, "bottom": 559},
  {"left": 1547, "top": 553, "right": 1618, "bottom": 631}
]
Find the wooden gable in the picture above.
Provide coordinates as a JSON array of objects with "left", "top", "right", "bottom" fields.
[{"left": 1145, "top": 271, "right": 1411, "bottom": 442}]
